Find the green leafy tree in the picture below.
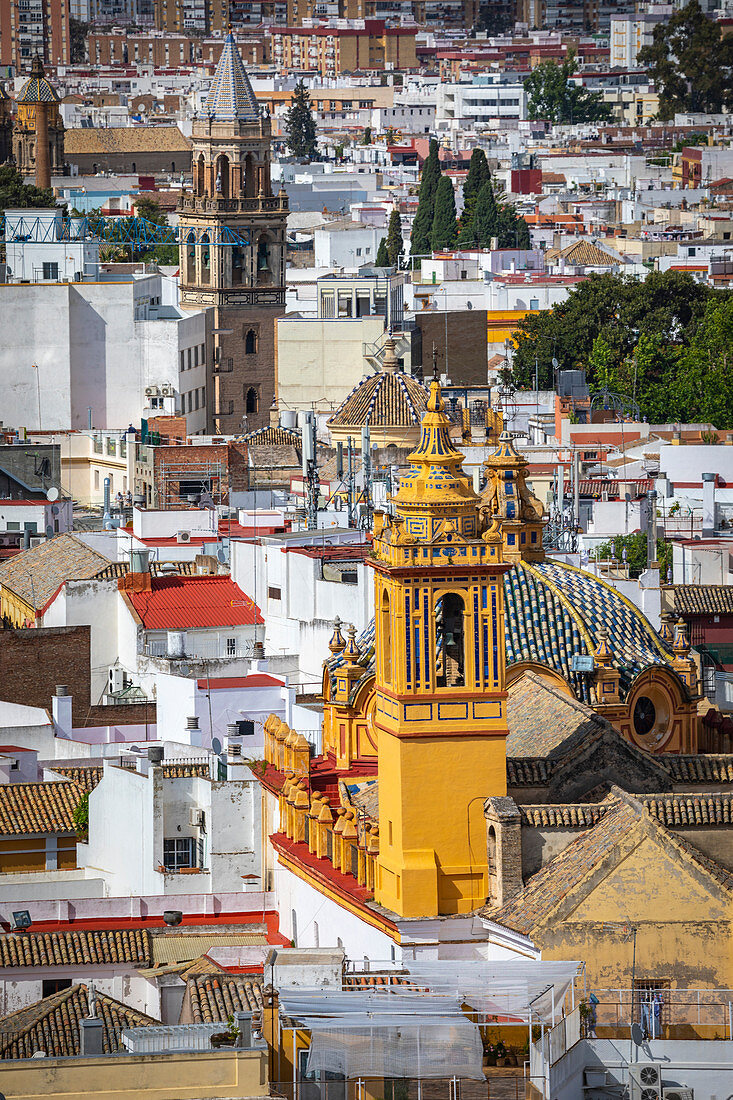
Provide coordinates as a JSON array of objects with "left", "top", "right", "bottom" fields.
[
  {"left": 362, "top": 126, "right": 373, "bottom": 145},
  {"left": 524, "top": 51, "right": 612, "bottom": 123},
  {"left": 471, "top": 179, "right": 499, "bottom": 247},
  {"left": 410, "top": 139, "right": 441, "bottom": 258},
  {"left": 386, "top": 208, "right": 403, "bottom": 268},
  {"left": 458, "top": 148, "right": 490, "bottom": 243},
  {"left": 595, "top": 533, "right": 673, "bottom": 579},
  {"left": 638, "top": 0, "right": 733, "bottom": 120},
  {"left": 430, "top": 175, "right": 457, "bottom": 251},
  {"left": 375, "top": 237, "right": 389, "bottom": 267},
  {"left": 385, "top": 126, "right": 396, "bottom": 145},
  {"left": 284, "top": 81, "right": 318, "bottom": 160},
  {"left": 70, "top": 18, "right": 89, "bottom": 63},
  {"left": 135, "top": 196, "right": 166, "bottom": 224},
  {"left": 497, "top": 202, "right": 530, "bottom": 248},
  {"left": 511, "top": 270, "right": 724, "bottom": 391},
  {"left": 0, "top": 164, "right": 55, "bottom": 210}
]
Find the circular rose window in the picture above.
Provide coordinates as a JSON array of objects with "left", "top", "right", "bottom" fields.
[{"left": 630, "top": 685, "right": 672, "bottom": 750}]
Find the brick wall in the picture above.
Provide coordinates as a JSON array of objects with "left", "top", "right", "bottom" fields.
[
  {"left": 416, "top": 310, "right": 488, "bottom": 387},
  {"left": 0, "top": 626, "right": 156, "bottom": 728}
]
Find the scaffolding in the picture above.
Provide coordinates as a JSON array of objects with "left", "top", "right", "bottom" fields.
[{"left": 156, "top": 457, "right": 226, "bottom": 509}]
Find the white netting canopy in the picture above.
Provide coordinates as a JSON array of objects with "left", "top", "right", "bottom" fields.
[{"left": 279, "top": 959, "right": 581, "bottom": 1080}]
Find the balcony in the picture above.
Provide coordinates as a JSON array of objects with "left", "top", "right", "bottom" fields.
[
  {"left": 144, "top": 635, "right": 251, "bottom": 661},
  {"left": 178, "top": 195, "right": 288, "bottom": 215}
]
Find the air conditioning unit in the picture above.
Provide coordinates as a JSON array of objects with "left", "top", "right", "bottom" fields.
[
  {"left": 108, "top": 667, "right": 124, "bottom": 695},
  {"left": 629, "top": 1064, "right": 663, "bottom": 1100},
  {"left": 189, "top": 808, "right": 205, "bottom": 827},
  {"left": 177, "top": 530, "right": 191, "bottom": 543},
  {"left": 662, "top": 1090, "right": 694, "bottom": 1100},
  {"left": 145, "top": 385, "right": 159, "bottom": 397},
  {"left": 160, "top": 383, "right": 173, "bottom": 396}
]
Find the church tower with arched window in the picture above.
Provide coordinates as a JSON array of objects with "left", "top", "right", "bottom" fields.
[
  {"left": 178, "top": 33, "right": 288, "bottom": 432},
  {"left": 370, "top": 370, "right": 513, "bottom": 919}
]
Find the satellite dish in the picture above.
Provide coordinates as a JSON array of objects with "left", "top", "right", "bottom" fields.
[
  {"left": 212, "top": 737, "right": 222, "bottom": 755},
  {"left": 631, "top": 1023, "right": 644, "bottom": 1046},
  {"left": 217, "top": 548, "right": 227, "bottom": 563},
  {"left": 180, "top": 662, "right": 190, "bottom": 676},
  {"left": 45, "top": 525, "right": 54, "bottom": 539},
  {"left": 467, "top": 301, "right": 473, "bottom": 309},
  {"left": 551, "top": 357, "right": 559, "bottom": 369},
  {"left": 51, "top": 504, "right": 59, "bottom": 515},
  {"left": 46, "top": 487, "right": 59, "bottom": 502}
]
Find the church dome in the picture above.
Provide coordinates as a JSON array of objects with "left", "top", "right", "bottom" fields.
[
  {"left": 327, "top": 363, "right": 428, "bottom": 448},
  {"left": 18, "top": 56, "right": 60, "bottom": 105}
]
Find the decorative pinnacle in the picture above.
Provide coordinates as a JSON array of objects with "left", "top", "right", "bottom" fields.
[{"left": 432, "top": 344, "right": 439, "bottom": 383}]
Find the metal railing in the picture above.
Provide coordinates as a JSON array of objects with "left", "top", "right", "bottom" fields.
[
  {"left": 271, "top": 1079, "right": 534, "bottom": 1100},
  {"left": 590, "top": 988, "right": 733, "bottom": 1031},
  {"left": 143, "top": 637, "right": 250, "bottom": 660}
]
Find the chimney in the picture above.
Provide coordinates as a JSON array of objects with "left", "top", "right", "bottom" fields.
[
  {"left": 186, "top": 716, "right": 202, "bottom": 747},
  {"left": 702, "top": 472, "right": 717, "bottom": 536},
  {"left": 79, "top": 1017, "right": 104, "bottom": 1057},
  {"left": 119, "top": 548, "right": 152, "bottom": 593},
  {"left": 52, "top": 686, "right": 72, "bottom": 735}
]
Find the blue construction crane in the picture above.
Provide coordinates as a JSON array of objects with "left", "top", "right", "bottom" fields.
[{"left": 0, "top": 213, "right": 250, "bottom": 247}]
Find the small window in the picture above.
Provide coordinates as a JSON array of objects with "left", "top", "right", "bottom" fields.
[
  {"left": 6, "top": 521, "right": 20, "bottom": 532},
  {"left": 226, "top": 636, "right": 237, "bottom": 656},
  {"left": 42, "top": 262, "right": 59, "bottom": 280},
  {"left": 23, "top": 522, "right": 37, "bottom": 534},
  {"left": 268, "top": 586, "right": 282, "bottom": 600},
  {"left": 530, "top": 298, "right": 539, "bottom": 310},
  {"left": 163, "top": 837, "right": 195, "bottom": 871},
  {"left": 94, "top": 470, "right": 100, "bottom": 491},
  {"left": 43, "top": 978, "right": 72, "bottom": 997},
  {"left": 245, "top": 329, "right": 257, "bottom": 354},
  {"left": 246, "top": 387, "right": 259, "bottom": 415}
]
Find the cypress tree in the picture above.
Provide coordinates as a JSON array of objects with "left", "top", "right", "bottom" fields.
[
  {"left": 458, "top": 148, "right": 490, "bottom": 243},
  {"left": 472, "top": 179, "right": 500, "bottom": 248},
  {"left": 410, "top": 139, "right": 441, "bottom": 258},
  {"left": 430, "top": 175, "right": 458, "bottom": 251},
  {"left": 497, "top": 203, "right": 531, "bottom": 249},
  {"left": 284, "top": 81, "right": 318, "bottom": 160},
  {"left": 375, "top": 237, "right": 389, "bottom": 267},
  {"left": 386, "top": 209, "right": 403, "bottom": 268}
]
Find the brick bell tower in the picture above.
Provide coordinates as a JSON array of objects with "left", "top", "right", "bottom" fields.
[{"left": 178, "top": 33, "right": 288, "bottom": 432}]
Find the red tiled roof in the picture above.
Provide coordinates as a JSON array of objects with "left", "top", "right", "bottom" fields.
[
  {"left": 195, "top": 674, "right": 284, "bottom": 690},
  {"left": 125, "top": 576, "right": 263, "bottom": 630}
]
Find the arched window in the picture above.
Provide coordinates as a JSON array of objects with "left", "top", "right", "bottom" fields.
[
  {"left": 171, "top": 161, "right": 175, "bottom": 172},
  {"left": 436, "top": 592, "right": 465, "bottom": 688},
  {"left": 246, "top": 387, "right": 259, "bottom": 414},
  {"left": 244, "top": 328, "right": 257, "bottom": 354},
  {"left": 196, "top": 153, "right": 205, "bottom": 196},
  {"left": 131, "top": 161, "right": 136, "bottom": 173},
  {"left": 244, "top": 152, "right": 256, "bottom": 198},
  {"left": 487, "top": 825, "right": 497, "bottom": 901},
  {"left": 380, "top": 589, "right": 391, "bottom": 683},
  {"left": 200, "top": 233, "right": 210, "bottom": 284},
  {"left": 186, "top": 231, "right": 196, "bottom": 283},
  {"left": 232, "top": 246, "right": 244, "bottom": 287},
  {"left": 256, "top": 234, "right": 271, "bottom": 285}
]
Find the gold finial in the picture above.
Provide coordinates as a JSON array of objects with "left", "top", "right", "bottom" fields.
[
  {"left": 432, "top": 343, "right": 439, "bottom": 383},
  {"left": 328, "top": 615, "right": 347, "bottom": 655}
]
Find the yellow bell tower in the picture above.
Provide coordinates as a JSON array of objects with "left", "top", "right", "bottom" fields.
[{"left": 370, "top": 371, "right": 512, "bottom": 919}]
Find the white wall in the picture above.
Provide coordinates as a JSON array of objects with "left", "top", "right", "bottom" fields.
[
  {"left": 0, "top": 277, "right": 209, "bottom": 431},
  {"left": 314, "top": 225, "right": 381, "bottom": 269},
  {"left": 41, "top": 579, "right": 120, "bottom": 704},
  {"left": 83, "top": 762, "right": 157, "bottom": 896}
]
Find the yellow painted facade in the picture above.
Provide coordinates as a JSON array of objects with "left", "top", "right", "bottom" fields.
[
  {"left": 0, "top": 1048, "right": 268, "bottom": 1100},
  {"left": 368, "top": 374, "right": 512, "bottom": 918},
  {"left": 0, "top": 586, "right": 36, "bottom": 627}
]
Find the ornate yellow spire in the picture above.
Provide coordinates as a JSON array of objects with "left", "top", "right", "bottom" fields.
[
  {"left": 328, "top": 615, "right": 346, "bottom": 655},
  {"left": 481, "top": 430, "right": 544, "bottom": 562},
  {"left": 390, "top": 374, "right": 480, "bottom": 543}
]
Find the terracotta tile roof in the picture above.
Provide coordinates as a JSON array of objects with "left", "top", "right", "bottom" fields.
[
  {"left": 0, "top": 930, "right": 152, "bottom": 969},
  {"left": 520, "top": 804, "right": 607, "bottom": 828},
  {"left": 0, "top": 984, "right": 157, "bottom": 1059},
  {"left": 52, "top": 766, "right": 103, "bottom": 792},
  {"left": 53, "top": 763, "right": 210, "bottom": 789},
  {"left": 556, "top": 239, "right": 623, "bottom": 267},
  {"left": 242, "top": 425, "right": 303, "bottom": 447},
  {"left": 506, "top": 672, "right": 611, "bottom": 758},
  {"left": 204, "top": 31, "right": 259, "bottom": 122},
  {"left": 328, "top": 371, "right": 428, "bottom": 429},
  {"left": 522, "top": 793, "right": 733, "bottom": 829},
  {"left": 674, "top": 586, "right": 733, "bottom": 615},
  {"left": 659, "top": 755, "right": 733, "bottom": 784},
  {"left": 0, "top": 782, "right": 83, "bottom": 835},
  {"left": 186, "top": 975, "right": 263, "bottom": 1022},
  {"left": 343, "top": 973, "right": 410, "bottom": 988},
  {"left": 0, "top": 534, "right": 112, "bottom": 610},
  {"left": 124, "top": 575, "right": 263, "bottom": 630},
  {"left": 64, "top": 126, "right": 191, "bottom": 155},
  {"left": 484, "top": 798, "right": 642, "bottom": 935},
  {"left": 639, "top": 792, "right": 733, "bottom": 826},
  {"left": 506, "top": 758, "right": 551, "bottom": 786}
]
